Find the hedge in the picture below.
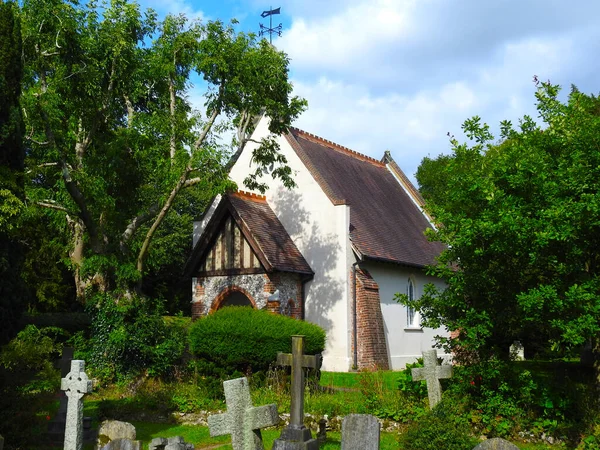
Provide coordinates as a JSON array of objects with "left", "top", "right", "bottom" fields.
[{"left": 188, "top": 306, "right": 326, "bottom": 375}]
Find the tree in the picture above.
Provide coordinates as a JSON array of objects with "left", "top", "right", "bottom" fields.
[
  {"left": 0, "top": 0, "right": 27, "bottom": 342},
  {"left": 20, "top": 0, "right": 306, "bottom": 301},
  {"left": 406, "top": 81, "right": 600, "bottom": 384}
]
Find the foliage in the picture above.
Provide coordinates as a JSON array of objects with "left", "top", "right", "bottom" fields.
[
  {"left": 408, "top": 82, "right": 600, "bottom": 379},
  {"left": 18, "top": 0, "right": 306, "bottom": 302},
  {"left": 189, "top": 306, "right": 326, "bottom": 378},
  {"left": 0, "top": 0, "right": 27, "bottom": 344},
  {"left": 398, "top": 399, "right": 478, "bottom": 450},
  {"left": 85, "top": 294, "right": 187, "bottom": 381}
]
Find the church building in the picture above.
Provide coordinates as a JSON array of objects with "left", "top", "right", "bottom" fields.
[{"left": 187, "top": 117, "right": 449, "bottom": 372}]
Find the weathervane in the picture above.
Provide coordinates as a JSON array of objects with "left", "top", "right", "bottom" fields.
[{"left": 259, "top": 6, "right": 282, "bottom": 44}]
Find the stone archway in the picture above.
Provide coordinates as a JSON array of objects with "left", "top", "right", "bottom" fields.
[{"left": 209, "top": 286, "right": 257, "bottom": 313}]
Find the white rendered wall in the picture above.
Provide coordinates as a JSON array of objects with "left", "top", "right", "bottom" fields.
[
  {"left": 228, "top": 117, "right": 351, "bottom": 371},
  {"left": 365, "top": 262, "right": 450, "bottom": 369}
]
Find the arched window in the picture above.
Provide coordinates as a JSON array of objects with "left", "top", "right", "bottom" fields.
[{"left": 406, "top": 278, "right": 419, "bottom": 328}]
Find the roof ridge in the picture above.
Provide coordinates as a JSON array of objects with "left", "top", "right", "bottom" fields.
[
  {"left": 232, "top": 190, "right": 267, "bottom": 202},
  {"left": 290, "top": 127, "right": 384, "bottom": 167}
]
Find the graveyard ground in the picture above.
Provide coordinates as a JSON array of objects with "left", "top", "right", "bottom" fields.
[{"left": 2, "top": 365, "right": 592, "bottom": 449}]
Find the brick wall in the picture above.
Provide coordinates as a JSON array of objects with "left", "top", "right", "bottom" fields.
[{"left": 353, "top": 267, "right": 390, "bottom": 370}]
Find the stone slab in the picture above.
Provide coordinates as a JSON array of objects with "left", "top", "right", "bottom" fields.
[
  {"left": 341, "top": 414, "right": 380, "bottom": 450},
  {"left": 473, "top": 438, "right": 520, "bottom": 449},
  {"left": 99, "top": 438, "right": 141, "bottom": 450}
]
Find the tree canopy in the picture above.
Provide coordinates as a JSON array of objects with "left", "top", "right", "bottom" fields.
[
  {"left": 19, "top": 0, "right": 306, "bottom": 303},
  {"left": 408, "top": 81, "right": 600, "bottom": 382}
]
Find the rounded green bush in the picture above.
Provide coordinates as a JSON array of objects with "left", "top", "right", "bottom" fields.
[
  {"left": 188, "top": 306, "right": 326, "bottom": 375},
  {"left": 398, "top": 399, "right": 478, "bottom": 450}
]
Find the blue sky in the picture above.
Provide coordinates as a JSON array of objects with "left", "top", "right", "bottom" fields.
[{"left": 139, "top": 0, "right": 600, "bottom": 182}]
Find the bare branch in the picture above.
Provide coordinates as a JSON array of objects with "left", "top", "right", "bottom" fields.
[
  {"left": 192, "top": 106, "right": 220, "bottom": 152},
  {"left": 183, "top": 176, "right": 203, "bottom": 188},
  {"left": 36, "top": 200, "right": 71, "bottom": 214},
  {"left": 120, "top": 203, "right": 160, "bottom": 253},
  {"left": 169, "top": 75, "right": 177, "bottom": 162}
]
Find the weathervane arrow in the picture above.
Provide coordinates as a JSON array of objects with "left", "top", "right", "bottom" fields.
[
  {"left": 261, "top": 7, "right": 280, "bottom": 18},
  {"left": 259, "top": 6, "right": 282, "bottom": 44}
]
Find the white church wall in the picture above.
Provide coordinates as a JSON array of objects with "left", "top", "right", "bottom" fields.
[
  {"left": 364, "top": 262, "right": 450, "bottom": 369},
  {"left": 228, "top": 117, "right": 351, "bottom": 371}
]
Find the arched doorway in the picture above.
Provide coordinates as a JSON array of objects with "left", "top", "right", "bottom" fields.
[
  {"left": 209, "top": 286, "right": 257, "bottom": 313},
  {"left": 220, "top": 290, "right": 253, "bottom": 308}
]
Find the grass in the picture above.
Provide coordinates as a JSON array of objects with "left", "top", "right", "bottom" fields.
[
  {"left": 319, "top": 370, "right": 399, "bottom": 391},
  {"left": 133, "top": 422, "right": 401, "bottom": 449}
]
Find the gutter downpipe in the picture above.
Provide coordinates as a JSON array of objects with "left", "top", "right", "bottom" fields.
[{"left": 352, "top": 261, "right": 359, "bottom": 370}]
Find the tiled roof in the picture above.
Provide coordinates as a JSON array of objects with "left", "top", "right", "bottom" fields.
[
  {"left": 286, "top": 128, "right": 444, "bottom": 267},
  {"left": 228, "top": 191, "right": 313, "bottom": 275}
]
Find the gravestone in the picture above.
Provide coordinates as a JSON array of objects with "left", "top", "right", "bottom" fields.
[
  {"left": 97, "top": 420, "right": 139, "bottom": 449},
  {"left": 509, "top": 341, "right": 524, "bottom": 361},
  {"left": 411, "top": 349, "right": 452, "bottom": 409},
  {"left": 340, "top": 414, "right": 380, "bottom": 450},
  {"left": 99, "top": 439, "right": 141, "bottom": 450},
  {"left": 61, "top": 360, "right": 93, "bottom": 450},
  {"left": 472, "top": 437, "right": 520, "bottom": 449},
  {"left": 149, "top": 436, "right": 194, "bottom": 450},
  {"left": 272, "top": 335, "right": 322, "bottom": 450},
  {"left": 316, "top": 418, "right": 327, "bottom": 444},
  {"left": 208, "top": 377, "right": 279, "bottom": 450}
]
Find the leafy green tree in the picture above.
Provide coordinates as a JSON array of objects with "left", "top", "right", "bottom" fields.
[
  {"left": 20, "top": 0, "right": 306, "bottom": 301},
  {"left": 0, "top": 0, "right": 27, "bottom": 342},
  {"left": 405, "top": 81, "right": 600, "bottom": 384}
]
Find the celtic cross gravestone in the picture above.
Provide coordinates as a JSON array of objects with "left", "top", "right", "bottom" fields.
[{"left": 61, "top": 360, "right": 93, "bottom": 450}]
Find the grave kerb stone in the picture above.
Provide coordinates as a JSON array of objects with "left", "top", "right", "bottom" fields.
[
  {"left": 411, "top": 349, "right": 452, "bottom": 409},
  {"left": 208, "top": 377, "right": 279, "bottom": 450}
]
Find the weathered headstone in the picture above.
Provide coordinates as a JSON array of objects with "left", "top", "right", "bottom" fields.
[
  {"left": 411, "top": 349, "right": 452, "bottom": 409},
  {"left": 97, "top": 420, "right": 138, "bottom": 449},
  {"left": 99, "top": 438, "right": 141, "bottom": 450},
  {"left": 208, "top": 377, "right": 279, "bottom": 450},
  {"left": 472, "top": 437, "right": 520, "bottom": 449},
  {"left": 340, "top": 414, "right": 380, "bottom": 450},
  {"left": 272, "top": 335, "right": 322, "bottom": 450},
  {"left": 509, "top": 341, "right": 525, "bottom": 361},
  {"left": 61, "top": 359, "right": 93, "bottom": 450},
  {"left": 149, "top": 436, "right": 194, "bottom": 450}
]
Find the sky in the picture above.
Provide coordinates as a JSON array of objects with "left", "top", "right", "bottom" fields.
[{"left": 139, "top": 0, "right": 600, "bottom": 183}]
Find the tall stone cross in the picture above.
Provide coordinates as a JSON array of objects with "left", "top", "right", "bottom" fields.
[
  {"left": 61, "top": 360, "right": 93, "bottom": 450},
  {"left": 411, "top": 349, "right": 452, "bottom": 409},
  {"left": 208, "top": 377, "right": 279, "bottom": 450},
  {"left": 272, "top": 335, "right": 321, "bottom": 450}
]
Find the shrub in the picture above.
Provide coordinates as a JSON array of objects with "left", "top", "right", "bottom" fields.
[
  {"left": 86, "top": 294, "right": 187, "bottom": 382},
  {"left": 188, "top": 306, "right": 326, "bottom": 377},
  {"left": 398, "top": 399, "right": 478, "bottom": 450}
]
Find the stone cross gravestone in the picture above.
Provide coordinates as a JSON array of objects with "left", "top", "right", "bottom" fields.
[
  {"left": 340, "top": 414, "right": 380, "bottom": 450},
  {"left": 208, "top": 377, "right": 279, "bottom": 450},
  {"left": 411, "top": 349, "right": 452, "bottom": 409},
  {"left": 272, "top": 335, "right": 321, "bottom": 450},
  {"left": 61, "top": 360, "right": 93, "bottom": 450}
]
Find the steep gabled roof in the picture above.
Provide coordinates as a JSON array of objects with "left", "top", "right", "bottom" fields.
[
  {"left": 285, "top": 128, "right": 444, "bottom": 268},
  {"left": 187, "top": 191, "right": 313, "bottom": 276}
]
